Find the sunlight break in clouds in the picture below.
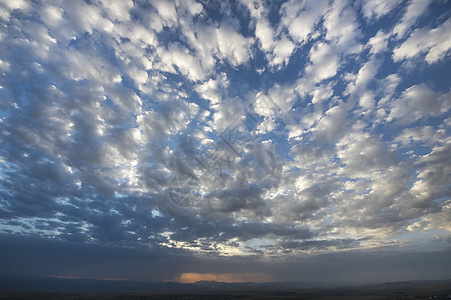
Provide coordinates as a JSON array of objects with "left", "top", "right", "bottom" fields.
[
  {"left": 177, "top": 272, "right": 271, "bottom": 283},
  {"left": 0, "top": 0, "right": 450, "bottom": 283}
]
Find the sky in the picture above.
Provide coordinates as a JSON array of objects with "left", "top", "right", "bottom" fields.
[{"left": 0, "top": 0, "right": 450, "bottom": 284}]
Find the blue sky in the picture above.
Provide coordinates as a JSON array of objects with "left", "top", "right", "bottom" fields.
[{"left": 0, "top": 0, "right": 450, "bottom": 283}]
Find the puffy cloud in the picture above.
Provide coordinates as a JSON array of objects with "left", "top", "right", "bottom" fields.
[
  {"left": 411, "top": 142, "right": 451, "bottom": 206},
  {"left": 157, "top": 44, "right": 207, "bottom": 82},
  {"left": 395, "top": 126, "right": 448, "bottom": 148},
  {"left": 65, "top": 0, "right": 114, "bottom": 34},
  {"left": 393, "top": 0, "right": 432, "bottom": 38},
  {"left": 215, "top": 23, "right": 254, "bottom": 67},
  {"left": 255, "top": 19, "right": 274, "bottom": 52},
  {"left": 366, "top": 30, "right": 390, "bottom": 55},
  {"left": 336, "top": 129, "right": 397, "bottom": 178},
  {"left": 346, "top": 60, "right": 379, "bottom": 95},
  {"left": 314, "top": 103, "right": 347, "bottom": 143},
  {"left": 361, "top": 0, "right": 402, "bottom": 21},
  {"left": 386, "top": 84, "right": 451, "bottom": 125},
  {"left": 280, "top": 0, "right": 329, "bottom": 45},
  {"left": 150, "top": 0, "right": 178, "bottom": 27},
  {"left": 0, "top": 0, "right": 31, "bottom": 21},
  {"left": 97, "top": 0, "right": 134, "bottom": 22},
  {"left": 270, "top": 35, "right": 295, "bottom": 69},
  {"left": 195, "top": 73, "right": 229, "bottom": 104},
  {"left": 242, "top": 0, "right": 297, "bottom": 69},
  {"left": 323, "top": 0, "right": 362, "bottom": 53},
  {"left": 311, "top": 84, "right": 334, "bottom": 105},
  {"left": 305, "top": 42, "right": 339, "bottom": 83},
  {"left": 39, "top": 4, "right": 64, "bottom": 28},
  {"left": 393, "top": 19, "right": 451, "bottom": 64}
]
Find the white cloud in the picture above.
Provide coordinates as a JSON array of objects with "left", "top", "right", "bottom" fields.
[
  {"left": 366, "top": 30, "right": 390, "bottom": 55},
  {"left": 361, "top": 0, "right": 402, "bottom": 21},
  {"left": 242, "top": 0, "right": 296, "bottom": 69},
  {"left": 359, "top": 91, "right": 375, "bottom": 110},
  {"left": 216, "top": 24, "right": 254, "bottom": 67},
  {"left": 393, "top": 0, "right": 432, "bottom": 38},
  {"left": 345, "top": 60, "right": 379, "bottom": 96},
  {"left": 150, "top": 0, "right": 178, "bottom": 27},
  {"left": 253, "top": 92, "right": 279, "bottom": 119},
  {"left": 65, "top": 1, "right": 114, "bottom": 34},
  {"left": 255, "top": 20, "right": 274, "bottom": 52},
  {"left": 97, "top": 0, "right": 133, "bottom": 22},
  {"left": 311, "top": 84, "right": 333, "bottom": 105},
  {"left": 314, "top": 103, "right": 347, "bottom": 143},
  {"left": 114, "top": 23, "right": 157, "bottom": 49},
  {"left": 178, "top": 0, "right": 203, "bottom": 17},
  {"left": 127, "top": 66, "right": 148, "bottom": 90},
  {"left": 270, "top": 35, "right": 295, "bottom": 69},
  {"left": 337, "top": 128, "right": 396, "bottom": 178},
  {"left": 280, "top": 0, "right": 329, "bottom": 45},
  {"left": 181, "top": 24, "right": 217, "bottom": 73},
  {"left": 1, "top": 0, "right": 29, "bottom": 10},
  {"left": 395, "top": 126, "right": 446, "bottom": 147},
  {"left": 157, "top": 44, "right": 207, "bottom": 82},
  {"left": 195, "top": 73, "right": 229, "bottom": 104},
  {"left": 354, "top": 60, "right": 377, "bottom": 87},
  {"left": 40, "top": 5, "right": 64, "bottom": 28},
  {"left": 211, "top": 97, "right": 247, "bottom": 132},
  {"left": 408, "top": 142, "right": 451, "bottom": 209},
  {"left": 305, "top": 42, "right": 339, "bottom": 83},
  {"left": 324, "top": 0, "right": 362, "bottom": 53},
  {"left": 393, "top": 19, "right": 451, "bottom": 64},
  {"left": 387, "top": 84, "right": 451, "bottom": 125}
]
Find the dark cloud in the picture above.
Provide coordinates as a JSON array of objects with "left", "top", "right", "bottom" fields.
[{"left": 1, "top": 234, "right": 450, "bottom": 283}]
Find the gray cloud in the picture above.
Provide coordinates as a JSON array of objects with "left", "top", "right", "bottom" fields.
[{"left": 1, "top": 234, "right": 450, "bottom": 283}]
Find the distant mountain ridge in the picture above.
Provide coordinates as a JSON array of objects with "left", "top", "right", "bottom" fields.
[
  {"left": 0, "top": 274, "right": 450, "bottom": 294},
  {"left": 0, "top": 275, "right": 340, "bottom": 292}
]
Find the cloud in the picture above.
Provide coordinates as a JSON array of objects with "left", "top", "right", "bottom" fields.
[
  {"left": 150, "top": 0, "right": 178, "bottom": 27},
  {"left": 346, "top": 60, "right": 380, "bottom": 95},
  {"left": 361, "top": 0, "right": 402, "bottom": 21},
  {"left": 280, "top": 0, "right": 329, "bottom": 45},
  {"left": 393, "top": 19, "right": 451, "bottom": 64},
  {"left": 386, "top": 84, "right": 451, "bottom": 125},
  {"left": 323, "top": 0, "right": 362, "bottom": 53},
  {"left": 366, "top": 30, "right": 391, "bottom": 55},
  {"left": 195, "top": 72, "right": 229, "bottom": 104},
  {"left": 1, "top": 234, "right": 451, "bottom": 283},
  {"left": 0, "top": 0, "right": 31, "bottom": 21},
  {"left": 337, "top": 130, "right": 397, "bottom": 178},
  {"left": 270, "top": 35, "right": 295, "bottom": 68},
  {"left": 157, "top": 43, "right": 207, "bottom": 82},
  {"left": 305, "top": 42, "right": 339, "bottom": 83},
  {"left": 410, "top": 142, "right": 451, "bottom": 208},
  {"left": 97, "top": 0, "right": 133, "bottom": 22},
  {"left": 215, "top": 23, "right": 254, "bottom": 67},
  {"left": 393, "top": 0, "right": 432, "bottom": 39},
  {"left": 314, "top": 103, "right": 347, "bottom": 143}
]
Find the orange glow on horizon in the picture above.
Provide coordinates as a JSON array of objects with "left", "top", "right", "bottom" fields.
[{"left": 176, "top": 272, "right": 271, "bottom": 283}]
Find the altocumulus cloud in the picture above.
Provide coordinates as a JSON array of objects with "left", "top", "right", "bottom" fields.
[{"left": 0, "top": 0, "right": 450, "bottom": 283}]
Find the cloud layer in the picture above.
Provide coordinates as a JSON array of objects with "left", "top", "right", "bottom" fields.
[{"left": 0, "top": 0, "right": 450, "bottom": 282}]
